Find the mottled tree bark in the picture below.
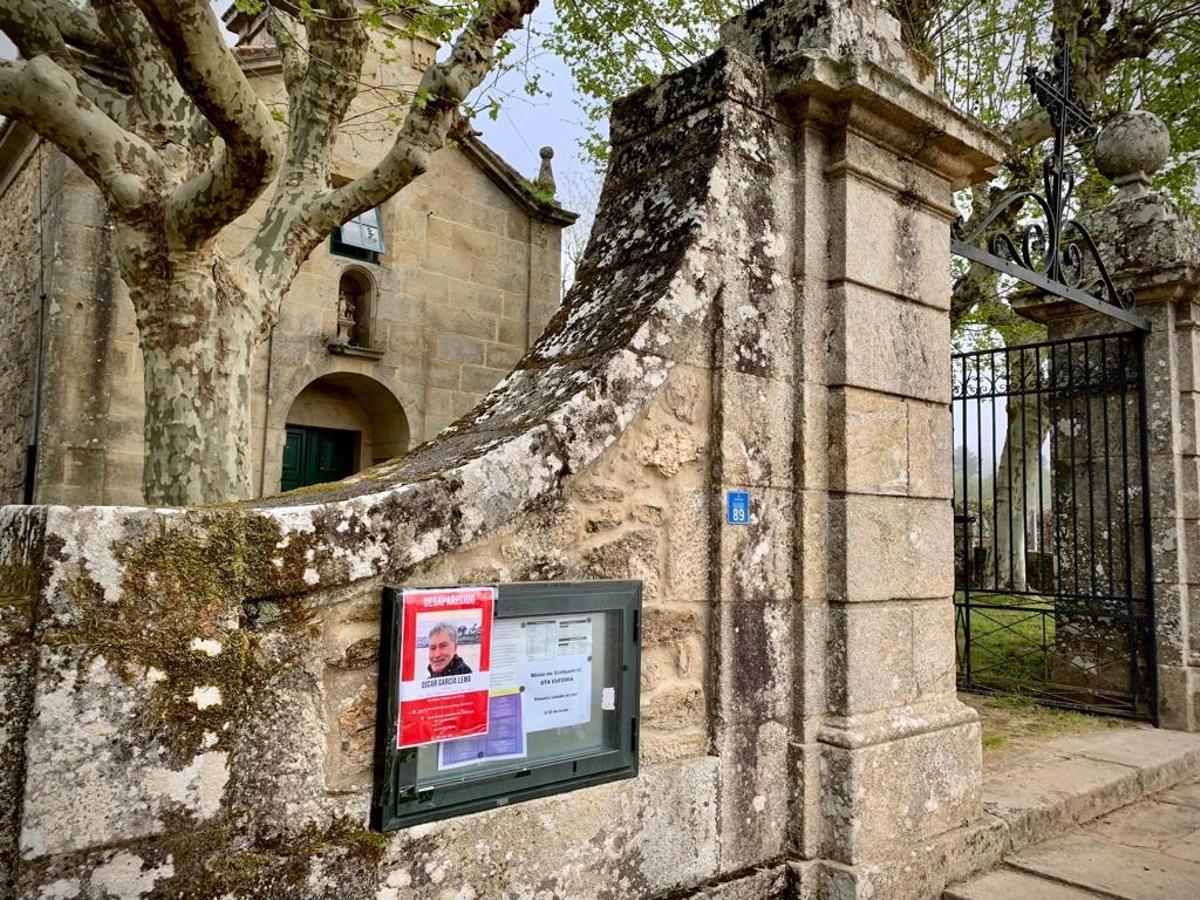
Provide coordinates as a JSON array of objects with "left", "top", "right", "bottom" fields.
[
  {"left": 992, "top": 391, "right": 1046, "bottom": 591},
  {"left": 136, "top": 257, "right": 262, "bottom": 505}
]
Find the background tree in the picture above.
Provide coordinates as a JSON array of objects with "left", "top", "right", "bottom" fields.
[
  {"left": 556, "top": 164, "right": 602, "bottom": 292},
  {"left": 0, "top": 0, "right": 540, "bottom": 505},
  {"left": 548, "top": 0, "right": 1199, "bottom": 340}
]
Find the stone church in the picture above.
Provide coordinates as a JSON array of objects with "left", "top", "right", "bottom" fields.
[{"left": 0, "top": 6, "right": 575, "bottom": 507}]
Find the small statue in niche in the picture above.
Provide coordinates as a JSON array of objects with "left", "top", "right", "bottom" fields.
[{"left": 337, "top": 289, "right": 359, "bottom": 346}]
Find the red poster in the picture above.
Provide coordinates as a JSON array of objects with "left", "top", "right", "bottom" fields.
[{"left": 397, "top": 586, "right": 494, "bottom": 748}]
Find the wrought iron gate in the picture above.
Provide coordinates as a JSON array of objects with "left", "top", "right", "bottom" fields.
[{"left": 952, "top": 333, "right": 1155, "bottom": 719}]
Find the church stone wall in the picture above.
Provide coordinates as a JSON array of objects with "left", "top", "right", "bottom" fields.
[
  {"left": 0, "top": 149, "right": 43, "bottom": 505},
  {"left": 18, "top": 152, "right": 134, "bottom": 509}
]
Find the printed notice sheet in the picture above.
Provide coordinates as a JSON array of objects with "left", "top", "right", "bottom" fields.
[
  {"left": 524, "top": 617, "right": 593, "bottom": 661},
  {"left": 522, "top": 654, "right": 592, "bottom": 731},
  {"left": 488, "top": 620, "right": 524, "bottom": 691},
  {"left": 437, "top": 689, "right": 527, "bottom": 769},
  {"left": 396, "top": 586, "right": 494, "bottom": 748}
]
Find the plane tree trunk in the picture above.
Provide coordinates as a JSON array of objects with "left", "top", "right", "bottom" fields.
[
  {"left": 132, "top": 251, "right": 265, "bottom": 506},
  {"left": 992, "top": 389, "right": 1047, "bottom": 591}
]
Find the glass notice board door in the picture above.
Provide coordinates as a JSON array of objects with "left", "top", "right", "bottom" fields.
[{"left": 371, "top": 580, "right": 641, "bottom": 831}]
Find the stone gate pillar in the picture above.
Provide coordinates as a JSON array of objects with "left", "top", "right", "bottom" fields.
[
  {"left": 718, "top": 2, "right": 1005, "bottom": 896},
  {"left": 1015, "top": 111, "right": 1200, "bottom": 731}
]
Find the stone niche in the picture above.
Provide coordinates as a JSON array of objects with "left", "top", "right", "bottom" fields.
[{"left": 0, "top": 1, "right": 1004, "bottom": 898}]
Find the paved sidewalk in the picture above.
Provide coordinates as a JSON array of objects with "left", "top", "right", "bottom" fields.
[{"left": 946, "top": 777, "right": 1200, "bottom": 899}]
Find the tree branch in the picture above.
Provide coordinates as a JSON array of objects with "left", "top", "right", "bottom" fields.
[
  {"left": 0, "top": 56, "right": 160, "bottom": 213},
  {"left": 264, "top": 4, "right": 309, "bottom": 97},
  {"left": 93, "top": 0, "right": 206, "bottom": 147},
  {"left": 0, "top": 0, "right": 112, "bottom": 62},
  {"left": 269, "top": 0, "right": 367, "bottom": 190},
  {"left": 0, "top": 0, "right": 128, "bottom": 121},
  {"left": 131, "top": 0, "right": 281, "bottom": 246},
  {"left": 49, "top": 0, "right": 112, "bottom": 57},
  {"left": 232, "top": 0, "right": 364, "bottom": 314},
  {"left": 234, "top": 0, "right": 369, "bottom": 311},
  {"left": 1003, "top": 108, "right": 1052, "bottom": 151},
  {"left": 245, "top": 0, "right": 538, "bottom": 298},
  {"left": 308, "top": 0, "right": 540, "bottom": 243}
]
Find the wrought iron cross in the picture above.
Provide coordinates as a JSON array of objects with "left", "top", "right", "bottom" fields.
[
  {"left": 1025, "top": 31, "right": 1094, "bottom": 141},
  {"left": 951, "top": 29, "right": 1141, "bottom": 329},
  {"left": 1024, "top": 31, "right": 1093, "bottom": 285}
]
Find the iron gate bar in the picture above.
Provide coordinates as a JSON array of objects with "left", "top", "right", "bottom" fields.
[
  {"left": 952, "top": 332, "right": 1156, "bottom": 721},
  {"left": 960, "top": 598, "right": 1148, "bottom": 619},
  {"left": 950, "top": 240, "right": 1150, "bottom": 331},
  {"left": 1137, "top": 335, "right": 1158, "bottom": 722}
]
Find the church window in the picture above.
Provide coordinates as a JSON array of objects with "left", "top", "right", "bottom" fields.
[{"left": 331, "top": 206, "right": 385, "bottom": 262}]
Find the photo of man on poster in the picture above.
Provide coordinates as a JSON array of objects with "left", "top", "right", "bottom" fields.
[
  {"left": 397, "top": 588, "right": 493, "bottom": 748},
  {"left": 426, "top": 621, "right": 473, "bottom": 678}
]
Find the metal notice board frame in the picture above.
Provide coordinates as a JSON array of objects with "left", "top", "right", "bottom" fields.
[{"left": 371, "top": 579, "right": 642, "bottom": 831}]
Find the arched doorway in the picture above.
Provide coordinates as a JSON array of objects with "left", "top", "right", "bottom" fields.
[{"left": 280, "top": 373, "right": 409, "bottom": 492}]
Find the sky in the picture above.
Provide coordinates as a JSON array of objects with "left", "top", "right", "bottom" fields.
[{"left": 464, "top": 5, "right": 595, "bottom": 210}]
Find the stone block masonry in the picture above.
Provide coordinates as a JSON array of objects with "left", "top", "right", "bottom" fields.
[
  {"left": 0, "top": 148, "right": 43, "bottom": 506},
  {"left": 0, "top": 1, "right": 1005, "bottom": 897}
]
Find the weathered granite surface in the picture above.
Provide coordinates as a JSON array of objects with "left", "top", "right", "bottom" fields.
[
  {"left": 0, "top": 154, "right": 42, "bottom": 506},
  {"left": 0, "top": 1, "right": 1005, "bottom": 898}
]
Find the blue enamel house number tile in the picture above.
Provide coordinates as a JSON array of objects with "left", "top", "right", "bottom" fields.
[{"left": 726, "top": 490, "right": 750, "bottom": 525}]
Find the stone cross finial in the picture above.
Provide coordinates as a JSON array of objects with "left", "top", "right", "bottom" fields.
[
  {"left": 534, "top": 146, "right": 556, "bottom": 196},
  {"left": 1094, "top": 110, "right": 1170, "bottom": 199}
]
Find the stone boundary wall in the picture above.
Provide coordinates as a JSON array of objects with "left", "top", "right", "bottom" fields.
[
  {"left": 0, "top": 141, "right": 47, "bottom": 506},
  {"left": 0, "top": 2, "right": 1006, "bottom": 897},
  {"left": 0, "top": 41, "right": 761, "bottom": 900}
]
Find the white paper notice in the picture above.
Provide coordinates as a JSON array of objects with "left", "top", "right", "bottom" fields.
[
  {"left": 554, "top": 616, "right": 593, "bottom": 657},
  {"left": 525, "top": 620, "right": 557, "bottom": 660},
  {"left": 601, "top": 687, "right": 615, "bottom": 711},
  {"left": 522, "top": 654, "right": 592, "bottom": 732},
  {"left": 524, "top": 617, "right": 594, "bottom": 660},
  {"left": 490, "top": 621, "right": 525, "bottom": 691}
]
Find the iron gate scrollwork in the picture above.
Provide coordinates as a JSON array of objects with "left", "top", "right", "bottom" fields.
[
  {"left": 952, "top": 334, "right": 1155, "bottom": 719},
  {"left": 949, "top": 31, "right": 1149, "bottom": 332}
]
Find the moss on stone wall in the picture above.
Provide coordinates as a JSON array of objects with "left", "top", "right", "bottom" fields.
[
  {"left": 44, "top": 515, "right": 251, "bottom": 764},
  {"left": 0, "top": 562, "right": 37, "bottom": 634},
  {"left": 147, "top": 813, "right": 388, "bottom": 898}
]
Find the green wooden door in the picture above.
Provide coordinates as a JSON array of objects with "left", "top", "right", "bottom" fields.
[{"left": 280, "top": 426, "right": 358, "bottom": 492}]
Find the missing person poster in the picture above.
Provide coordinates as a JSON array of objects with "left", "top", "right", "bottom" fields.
[{"left": 397, "top": 586, "right": 495, "bottom": 748}]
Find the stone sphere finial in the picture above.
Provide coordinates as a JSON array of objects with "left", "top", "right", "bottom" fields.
[
  {"left": 534, "top": 146, "right": 557, "bottom": 197},
  {"left": 1094, "top": 110, "right": 1170, "bottom": 197}
]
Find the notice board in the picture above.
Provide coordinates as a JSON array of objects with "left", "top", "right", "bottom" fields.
[{"left": 371, "top": 580, "right": 641, "bottom": 831}]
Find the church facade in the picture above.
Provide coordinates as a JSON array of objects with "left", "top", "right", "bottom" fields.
[{"left": 0, "top": 9, "right": 574, "bottom": 507}]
